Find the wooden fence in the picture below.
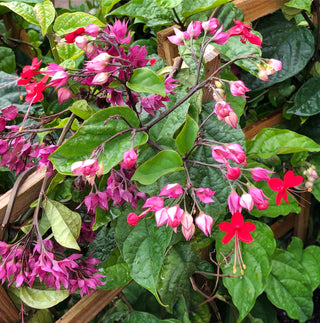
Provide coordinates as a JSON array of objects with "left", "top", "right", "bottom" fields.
[{"left": 0, "top": 0, "right": 305, "bottom": 322}]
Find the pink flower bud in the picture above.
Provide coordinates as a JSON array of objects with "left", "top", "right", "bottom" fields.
[
  {"left": 228, "top": 191, "right": 242, "bottom": 214},
  {"left": 159, "top": 183, "right": 183, "bottom": 198},
  {"left": 230, "top": 80, "right": 250, "bottom": 97},
  {"left": 71, "top": 158, "right": 100, "bottom": 177},
  {"left": 226, "top": 144, "right": 246, "bottom": 165},
  {"left": 195, "top": 213, "right": 213, "bottom": 236},
  {"left": 0, "top": 139, "right": 7, "bottom": 154},
  {"left": 0, "top": 117, "right": 6, "bottom": 131},
  {"left": 167, "top": 205, "right": 184, "bottom": 232},
  {"left": 75, "top": 36, "right": 88, "bottom": 50},
  {"left": 196, "top": 188, "right": 215, "bottom": 203},
  {"left": 92, "top": 72, "right": 109, "bottom": 85},
  {"left": 249, "top": 187, "right": 269, "bottom": 205},
  {"left": 182, "top": 223, "right": 195, "bottom": 241},
  {"left": 155, "top": 207, "right": 168, "bottom": 227},
  {"left": 251, "top": 167, "right": 274, "bottom": 181},
  {"left": 143, "top": 196, "right": 164, "bottom": 212},
  {"left": 121, "top": 149, "right": 137, "bottom": 169},
  {"left": 2, "top": 105, "right": 18, "bottom": 121},
  {"left": 168, "top": 27, "right": 186, "bottom": 46},
  {"left": 57, "top": 87, "right": 72, "bottom": 104},
  {"left": 239, "top": 193, "right": 254, "bottom": 211},
  {"left": 85, "top": 23, "right": 100, "bottom": 37},
  {"left": 212, "top": 26, "right": 229, "bottom": 45},
  {"left": 86, "top": 53, "right": 111, "bottom": 73},
  {"left": 202, "top": 18, "right": 219, "bottom": 34},
  {"left": 186, "top": 21, "right": 202, "bottom": 39},
  {"left": 127, "top": 212, "right": 139, "bottom": 226},
  {"left": 224, "top": 111, "right": 238, "bottom": 129},
  {"left": 267, "top": 59, "right": 282, "bottom": 72},
  {"left": 258, "top": 69, "right": 269, "bottom": 81},
  {"left": 49, "top": 70, "right": 69, "bottom": 88},
  {"left": 227, "top": 165, "right": 241, "bottom": 180}
]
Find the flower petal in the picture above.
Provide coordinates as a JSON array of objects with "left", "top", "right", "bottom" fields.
[
  {"left": 284, "top": 170, "right": 303, "bottom": 187},
  {"left": 268, "top": 178, "right": 284, "bottom": 192},
  {"left": 219, "top": 221, "right": 233, "bottom": 233},
  {"left": 238, "top": 231, "right": 254, "bottom": 243},
  {"left": 231, "top": 211, "right": 244, "bottom": 228},
  {"left": 221, "top": 231, "right": 235, "bottom": 244}
]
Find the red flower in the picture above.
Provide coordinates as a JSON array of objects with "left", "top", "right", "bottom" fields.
[
  {"left": 219, "top": 212, "right": 256, "bottom": 274},
  {"left": 65, "top": 27, "right": 85, "bottom": 43},
  {"left": 228, "top": 19, "right": 261, "bottom": 46},
  {"left": 268, "top": 170, "right": 303, "bottom": 205},
  {"left": 17, "top": 58, "right": 42, "bottom": 85},
  {"left": 25, "top": 76, "right": 48, "bottom": 103}
]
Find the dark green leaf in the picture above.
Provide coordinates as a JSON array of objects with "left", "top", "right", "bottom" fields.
[
  {"left": 287, "top": 236, "right": 304, "bottom": 261},
  {"left": 124, "top": 311, "right": 180, "bottom": 323},
  {"left": 287, "top": 77, "right": 320, "bottom": 116},
  {"left": 175, "top": 115, "right": 198, "bottom": 155},
  {"left": 116, "top": 216, "right": 172, "bottom": 305},
  {"left": 242, "top": 12, "right": 314, "bottom": 91},
  {"left": 132, "top": 150, "right": 183, "bottom": 185},
  {"left": 157, "top": 242, "right": 199, "bottom": 313},
  {"left": 246, "top": 128, "right": 320, "bottom": 159},
  {"left": 27, "top": 309, "right": 54, "bottom": 323},
  {"left": 216, "top": 221, "right": 276, "bottom": 322},
  {"left": 127, "top": 68, "right": 166, "bottom": 96},
  {"left": 100, "top": 248, "right": 132, "bottom": 289},
  {"left": 0, "top": 48, "right": 15, "bottom": 74},
  {"left": 215, "top": 3, "right": 244, "bottom": 31},
  {"left": 265, "top": 248, "right": 313, "bottom": 322},
  {"left": 181, "top": 0, "right": 232, "bottom": 18},
  {"left": 49, "top": 107, "right": 148, "bottom": 175},
  {"left": 302, "top": 246, "right": 320, "bottom": 290}
]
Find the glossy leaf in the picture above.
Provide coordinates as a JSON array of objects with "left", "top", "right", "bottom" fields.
[
  {"left": 0, "top": 2, "right": 39, "bottom": 25},
  {"left": 157, "top": 242, "right": 199, "bottom": 313},
  {"left": 265, "top": 248, "right": 313, "bottom": 322},
  {"left": 284, "top": 0, "right": 312, "bottom": 12},
  {"left": 100, "top": 248, "right": 131, "bottom": 289},
  {"left": 49, "top": 107, "right": 148, "bottom": 175},
  {"left": 127, "top": 68, "right": 166, "bottom": 97},
  {"left": 132, "top": 150, "right": 183, "bottom": 185},
  {"left": 175, "top": 115, "right": 198, "bottom": 155},
  {"left": 155, "top": 0, "right": 183, "bottom": 8},
  {"left": 181, "top": 0, "right": 232, "bottom": 18},
  {"left": 216, "top": 221, "right": 276, "bottom": 322},
  {"left": 34, "top": 0, "right": 55, "bottom": 36},
  {"left": 20, "top": 286, "right": 69, "bottom": 309},
  {"left": 246, "top": 128, "right": 320, "bottom": 159},
  {"left": 101, "top": 0, "right": 122, "bottom": 14},
  {"left": 302, "top": 246, "right": 320, "bottom": 290},
  {"left": 116, "top": 216, "right": 172, "bottom": 305},
  {"left": 242, "top": 12, "right": 314, "bottom": 91},
  {"left": 124, "top": 311, "right": 180, "bottom": 323},
  {"left": 286, "top": 77, "right": 320, "bottom": 116},
  {"left": 53, "top": 12, "right": 105, "bottom": 36},
  {"left": 0, "top": 48, "right": 16, "bottom": 74},
  {"left": 56, "top": 43, "right": 83, "bottom": 61},
  {"left": 43, "top": 199, "right": 81, "bottom": 250},
  {"left": 69, "top": 99, "right": 96, "bottom": 120}
]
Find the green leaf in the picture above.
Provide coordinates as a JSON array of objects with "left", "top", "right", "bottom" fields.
[
  {"left": 124, "top": 311, "right": 180, "bottom": 323},
  {"left": 101, "top": 0, "right": 122, "bottom": 14},
  {"left": 242, "top": 12, "right": 314, "bottom": 91},
  {"left": 246, "top": 128, "right": 320, "bottom": 159},
  {"left": 175, "top": 115, "right": 198, "bottom": 155},
  {"left": 49, "top": 107, "right": 148, "bottom": 175},
  {"left": 116, "top": 216, "right": 172, "bottom": 305},
  {"left": 27, "top": 309, "right": 54, "bottom": 323},
  {"left": 56, "top": 42, "right": 83, "bottom": 61},
  {"left": 0, "top": 2, "right": 38, "bottom": 25},
  {"left": 0, "top": 47, "right": 16, "bottom": 74},
  {"left": 216, "top": 221, "right": 276, "bottom": 322},
  {"left": 265, "top": 248, "right": 313, "bottom": 322},
  {"left": 302, "top": 246, "right": 320, "bottom": 290},
  {"left": 309, "top": 153, "right": 320, "bottom": 201},
  {"left": 132, "top": 150, "right": 183, "bottom": 185},
  {"left": 127, "top": 68, "right": 166, "bottom": 96},
  {"left": 34, "top": 0, "right": 55, "bottom": 36},
  {"left": 181, "top": 0, "right": 231, "bottom": 18},
  {"left": 20, "top": 286, "right": 69, "bottom": 309},
  {"left": 286, "top": 77, "right": 320, "bottom": 116},
  {"left": 99, "top": 248, "right": 132, "bottom": 289},
  {"left": 287, "top": 236, "right": 304, "bottom": 261},
  {"left": 249, "top": 180, "right": 301, "bottom": 218},
  {"left": 43, "top": 199, "right": 81, "bottom": 250},
  {"left": 53, "top": 12, "right": 105, "bottom": 36},
  {"left": 284, "top": 0, "right": 312, "bottom": 12},
  {"left": 156, "top": 242, "right": 199, "bottom": 313},
  {"left": 155, "top": 0, "right": 183, "bottom": 8},
  {"left": 69, "top": 99, "right": 96, "bottom": 120}
]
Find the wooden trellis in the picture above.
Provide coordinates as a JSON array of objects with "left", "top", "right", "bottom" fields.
[{"left": 1, "top": 0, "right": 311, "bottom": 322}]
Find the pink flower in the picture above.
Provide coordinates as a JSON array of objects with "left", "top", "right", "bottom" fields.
[
  {"left": 120, "top": 149, "right": 137, "bottom": 169},
  {"left": 92, "top": 72, "right": 109, "bottom": 85},
  {"left": 251, "top": 167, "right": 274, "bottom": 181},
  {"left": 214, "top": 101, "right": 238, "bottom": 129},
  {"left": 225, "top": 144, "right": 247, "bottom": 165},
  {"left": 127, "top": 212, "right": 139, "bottom": 226},
  {"left": 239, "top": 193, "right": 254, "bottom": 211},
  {"left": 84, "top": 192, "right": 99, "bottom": 214},
  {"left": 202, "top": 18, "right": 219, "bottom": 34},
  {"left": 168, "top": 27, "right": 186, "bottom": 46},
  {"left": 230, "top": 80, "right": 250, "bottom": 97},
  {"left": 159, "top": 183, "right": 183, "bottom": 198},
  {"left": 143, "top": 197, "right": 164, "bottom": 212},
  {"left": 85, "top": 23, "right": 100, "bottom": 37},
  {"left": 186, "top": 21, "right": 202, "bottom": 39},
  {"left": 227, "top": 165, "right": 241, "bottom": 180},
  {"left": 106, "top": 19, "right": 132, "bottom": 44},
  {"left": 57, "top": 87, "right": 72, "bottom": 104},
  {"left": 195, "top": 213, "right": 213, "bottom": 236},
  {"left": 212, "top": 26, "right": 229, "bottom": 45},
  {"left": 228, "top": 19, "right": 261, "bottom": 46},
  {"left": 75, "top": 36, "right": 88, "bottom": 50},
  {"left": 212, "top": 145, "right": 229, "bottom": 163},
  {"left": 167, "top": 205, "right": 184, "bottom": 232},
  {"left": 85, "top": 53, "right": 111, "bottom": 73},
  {"left": 25, "top": 77, "right": 48, "bottom": 103},
  {"left": 196, "top": 188, "right": 215, "bottom": 203},
  {"left": 267, "top": 59, "right": 282, "bottom": 73},
  {"left": 181, "top": 212, "right": 195, "bottom": 241},
  {"left": 2, "top": 105, "right": 18, "bottom": 121},
  {"left": 71, "top": 158, "right": 100, "bottom": 178},
  {"left": 249, "top": 187, "right": 269, "bottom": 210},
  {"left": 17, "top": 57, "right": 41, "bottom": 85},
  {"left": 155, "top": 207, "right": 169, "bottom": 227},
  {"left": 49, "top": 71, "right": 69, "bottom": 89},
  {"left": 228, "top": 191, "right": 242, "bottom": 214}
]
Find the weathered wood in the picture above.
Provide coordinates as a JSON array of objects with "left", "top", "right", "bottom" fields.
[
  {"left": 0, "top": 168, "right": 48, "bottom": 224},
  {"left": 0, "top": 285, "right": 20, "bottom": 323},
  {"left": 56, "top": 288, "right": 124, "bottom": 323},
  {"left": 233, "top": 0, "right": 288, "bottom": 22},
  {"left": 294, "top": 192, "right": 311, "bottom": 243},
  {"left": 243, "top": 108, "right": 283, "bottom": 140},
  {"left": 157, "top": 25, "right": 180, "bottom": 66},
  {"left": 270, "top": 213, "right": 296, "bottom": 239}
]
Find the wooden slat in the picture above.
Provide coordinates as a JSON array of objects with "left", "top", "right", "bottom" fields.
[
  {"left": 157, "top": 25, "right": 180, "bottom": 66},
  {"left": 233, "top": 0, "right": 289, "bottom": 22},
  {"left": 270, "top": 213, "right": 296, "bottom": 239},
  {"left": 0, "top": 286, "right": 20, "bottom": 323},
  {"left": 0, "top": 168, "right": 47, "bottom": 224},
  {"left": 294, "top": 192, "right": 311, "bottom": 243},
  {"left": 56, "top": 288, "right": 124, "bottom": 323}
]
